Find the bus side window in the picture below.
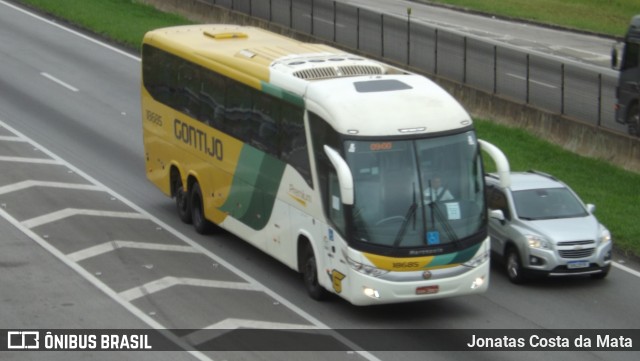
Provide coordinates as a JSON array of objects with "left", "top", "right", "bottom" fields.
[
  {"left": 200, "top": 72, "right": 226, "bottom": 128},
  {"left": 224, "top": 83, "right": 253, "bottom": 141}
]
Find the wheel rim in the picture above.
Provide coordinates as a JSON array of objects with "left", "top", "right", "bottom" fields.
[
  {"left": 193, "top": 197, "right": 203, "bottom": 227},
  {"left": 507, "top": 252, "right": 520, "bottom": 279},
  {"left": 176, "top": 187, "right": 187, "bottom": 213},
  {"left": 305, "top": 257, "right": 317, "bottom": 288}
]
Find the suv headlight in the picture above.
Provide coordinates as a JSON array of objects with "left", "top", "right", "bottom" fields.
[
  {"left": 599, "top": 227, "right": 612, "bottom": 246},
  {"left": 526, "top": 235, "right": 551, "bottom": 249},
  {"left": 347, "top": 257, "right": 389, "bottom": 277}
]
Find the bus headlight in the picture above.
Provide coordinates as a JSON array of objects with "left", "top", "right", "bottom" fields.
[
  {"left": 347, "top": 257, "right": 389, "bottom": 277},
  {"left": 462, "top": 250, "right": 489, "bottom": 268}
]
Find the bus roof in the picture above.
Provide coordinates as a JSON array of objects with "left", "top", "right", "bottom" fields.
[{"left": 143, "top": 24, "right": 472, "bottom": 136}]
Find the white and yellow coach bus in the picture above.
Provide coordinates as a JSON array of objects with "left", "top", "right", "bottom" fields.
[{"left": 141, "top": 25, "right": 508, "bottom": 306}]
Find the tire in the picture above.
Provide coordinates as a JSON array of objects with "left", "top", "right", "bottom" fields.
[
  {"left": 190, "top": 182, "right": 214, "bottom": 234},
  {"left": 505, "top": 247, "right": 527, "bottom": 284},
  {"left": 627, "top": 103, "right": 640, "bottom": 137},
  {"left": 302, "top": 247, "right": 328, "bottom": 301},
  {"left": 175, "top": 181, "right": 192, "bottom": 224},
  {"left": 591, "top": 264, "right": 610, "bottom": 280}
]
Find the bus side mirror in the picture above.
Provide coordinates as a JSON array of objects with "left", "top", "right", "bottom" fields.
[
  {"left": 611, "top": 44, "right": 620, "bottom": 69},
  {"left": 324, "top": 145, "right": 354, "bottom": 205}
]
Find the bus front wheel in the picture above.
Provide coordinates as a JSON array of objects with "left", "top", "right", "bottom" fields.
[
  {"left": 190, "top": 182, "right": 214, "bottom": 234},
  {"left": 302, "top": 247, "right": 328, "bottom": 301}
]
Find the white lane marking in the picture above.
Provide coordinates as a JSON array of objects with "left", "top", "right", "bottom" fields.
[
  {"left": 184, "top": 318, "right": 319, "bottom": 346},
  {"left": 0, "top": 135, "right": 26, "bottom": 142},
  {"left": 22, "top": 208, "right": 147, "bottom": 229},
  {"left": 0, "top": 0, "right": 139, "bottom": 62},
  {"left": 68, "top": 240, "right": 200, "bottom": 262},
  {"left": 0, "top": 0, "right": 382, "bottom": 356},
  {"left": 613, "top": 262, "right": 640, "bottom": 278},
  {"left": 0, "top": 180, "right": 102, "bottom": 195},
  {"left": 119, "top": 277, "right": 261, "bottom": 302},
  {"left": 0, "top": 156, "right": 60, "bottom": 164},
  {"left": 40, "top": 72, "right": 79, "bottom": 92},
  {"left": 506, "top": 72, "right": 557, "bottom": 89}
]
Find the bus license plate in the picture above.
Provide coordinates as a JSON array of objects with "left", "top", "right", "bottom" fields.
[
  {"left": 567, "top": 260, "right": 589, "bottom": 269},
  {"left": 416, "top": 285, "right": 439, "bottom": 295}
]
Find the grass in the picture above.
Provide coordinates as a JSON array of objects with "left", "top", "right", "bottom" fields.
[
  {"left": 13, "top": 0, "right": 640, "bottom": 257},
  {"left": 15, "top": 0, "right": 192, "bottom": 50},
  {"left": 477, "top": 120, "right": 640, "bottom": 257},
  {"left": 420, "top": 0, "right": 637, "bottom": 37}
]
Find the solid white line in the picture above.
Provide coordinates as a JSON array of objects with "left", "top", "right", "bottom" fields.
[
  {"left": 0, "top": 180, "right": 102, "bottom": 196},
  {"left": 0, "top": 0, "right": 140, "bottom": 62},
  {"left": 0, "top": 135, "right": 26, "bottom": 142},
  {"left": 22, "top": 208, "right": 147, "bottom": 229},
  {"left": 41, "top": 72, "right": 79, "bottom": 92},
  {"left": 67, "top": 240, "right": 200, "bottom": 262},
  {"left": 0, "top": 156, "right": 60, "bottom": 164},
  {"left": 119, "top": 277, "right": 260, "bottom": 302},
  {"left": 506, "top": 72, "right": 557, "bottom": 89},
  {"left": 613, "top": 262, "right": 640, "bottom": 278},
  {"left": 184, "top": 318, "right": 320, "bottom": 347}
]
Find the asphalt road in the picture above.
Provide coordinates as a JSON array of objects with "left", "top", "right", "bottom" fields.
[{"left": 0, "top": 1, "right": 639, "bottom": 360}]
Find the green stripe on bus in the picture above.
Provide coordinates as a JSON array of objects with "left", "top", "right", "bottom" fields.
[
  {"left": 261, "top": 81, "right": 305, "bottom": 107},
  {"left": 220, "top": 145, "right": 286, "bottom": 230}
]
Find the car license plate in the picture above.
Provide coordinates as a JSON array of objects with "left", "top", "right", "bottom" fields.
[{"left": 567, "top": 260, "right": 589, "bottom": 269}]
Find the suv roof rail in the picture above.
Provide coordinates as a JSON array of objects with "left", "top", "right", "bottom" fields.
[{"left": 526, "top": 169, "right": 558, "bottom": 181}]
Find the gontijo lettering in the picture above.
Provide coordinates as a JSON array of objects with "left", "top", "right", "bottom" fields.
[{"left": 174, "top": 119, "right": 223, "bottom": 160}]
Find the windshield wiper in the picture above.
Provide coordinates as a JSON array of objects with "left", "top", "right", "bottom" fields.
[
  {"left": 393, "top": 185, "right": 418, "bottom": 248},
  {"left": 429, "top": 202, "right": 459, "bottom": 244}
]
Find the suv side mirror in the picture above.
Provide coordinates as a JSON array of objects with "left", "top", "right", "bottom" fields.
[
  {"left": 489, "top": 209, "right": 505, "bottom": 223},
  {"left": 586, "top": 204, "right": 596, "bottom": 214}
]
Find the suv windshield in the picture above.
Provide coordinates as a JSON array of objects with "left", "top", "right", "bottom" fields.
[
  {"left": 512, "top": 188, "right": 588, "bottom": 220},
  {"left": 344, "top": 131, "right": 485, "bottom": 249}
]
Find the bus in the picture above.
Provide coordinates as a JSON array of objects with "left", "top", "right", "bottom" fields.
[
  {"left": 612, "top": 15, "right": 640, "bottom": 136},
  {"left": 141, "top": 24, "right": 509, "bottom": 306}
]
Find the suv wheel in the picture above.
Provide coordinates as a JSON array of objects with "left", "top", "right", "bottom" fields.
[{"left": 506, "top": 247, "right": 526, "bottom": 284}]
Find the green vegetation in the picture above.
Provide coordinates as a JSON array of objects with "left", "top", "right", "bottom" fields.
[
  {"left": 15, "top": 0, "right": 191, "bottom": 50},
  {"left": 15, "top": 0, "right": 640, "bottom": 257},
  {"left": 477, "top": 120, "right": 640, "bottom": 257},
  {"left": 421, "top": 0, "right": 636, "bottom": 37}
]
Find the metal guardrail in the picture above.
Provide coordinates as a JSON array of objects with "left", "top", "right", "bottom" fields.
[{"left": 202, "top": 0, "right": 623, "bottom": 134}]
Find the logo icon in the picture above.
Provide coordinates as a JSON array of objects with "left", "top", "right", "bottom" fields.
[{"left": 7, "top": 331, "right": 40, "bottom": 349}]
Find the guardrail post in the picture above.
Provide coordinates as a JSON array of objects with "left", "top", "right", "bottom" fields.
[
  {"left": 434, "top": 28, "right": 438, "bottom": 75},
  {"left": 463, "top": 37, "right": 467, "bottom": 84},
  {"left": 597, "top": 73, "right": 602, "bottom": 127},
  {"left": 381, "top": 14, "right": 385, "bottom": 58},
  {"left": 407, "top": 8, "right": 412, "bottom": 65},
  {"left": 526, "top": 54, "right": 530, "bottom": 104},
  {"left": 493, "top": 45, "right": 497, "bottom": 94},
  {"left": 561, "top": 64, "right": 565, "bottom": 115}
]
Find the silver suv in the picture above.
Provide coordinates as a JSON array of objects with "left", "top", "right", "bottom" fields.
[{"left": 485, "top": 171, "right": 612, "bottom": 283}]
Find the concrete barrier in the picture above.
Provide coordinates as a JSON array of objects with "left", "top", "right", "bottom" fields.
[{"left": 139, "top": 0, "right": 640, "bottom": 173}]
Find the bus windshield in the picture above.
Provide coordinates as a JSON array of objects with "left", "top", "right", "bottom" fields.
[{"left": 344, "top": 130, "right": 485, "bottom": 249}]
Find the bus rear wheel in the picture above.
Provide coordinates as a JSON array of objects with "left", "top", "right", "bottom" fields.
[
  {"left": 175, "top": 182, "right": 192, "bottom": 224},
  {"left": 190, "top": 182, "right": 214, "bottom": 234}
]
